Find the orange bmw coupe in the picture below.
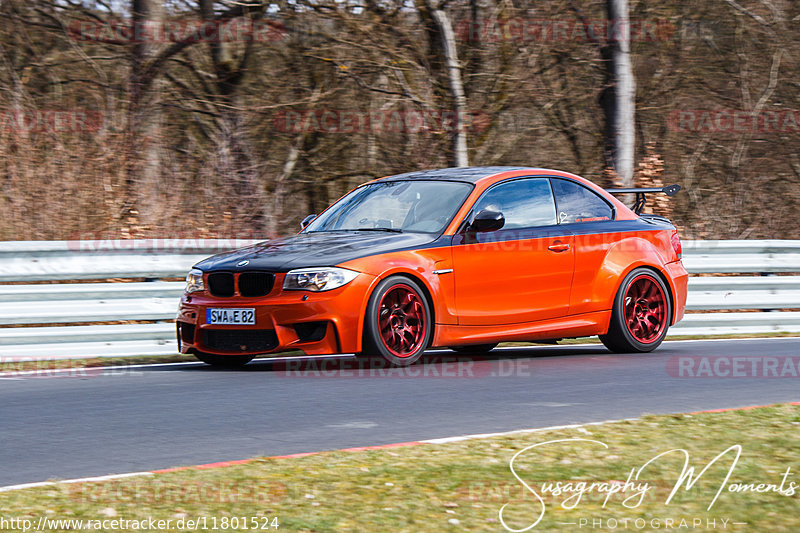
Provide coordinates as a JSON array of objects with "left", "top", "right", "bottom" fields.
[{"left": 177, "top": 167, "right": 688, "bottom": 367}]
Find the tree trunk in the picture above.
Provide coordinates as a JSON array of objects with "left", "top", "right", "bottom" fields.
[
  {"left": 123, "top": 0, "right": 164, "bottom": 228},
  {"left": 602, "top": 0, "right": 636, "bottom": 187},
  {"left": 199, "top": 0, "right": 266, "bottom": 228},
  {"left": 430, "top": 8, "right": 469, "bottom": 167}
]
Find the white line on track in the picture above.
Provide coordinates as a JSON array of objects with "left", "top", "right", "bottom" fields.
[
  {"left": 0, "top": 472, "right": 154, "bottom": 493},
  {"left": 0, "top": 417, "right": 636, "bottom": 494},
  {"left": 420, "top": 418, "right": 639, "bottom": 444},
  {"left": 662, "top": 336, "right": 800, "bottom": 344}
]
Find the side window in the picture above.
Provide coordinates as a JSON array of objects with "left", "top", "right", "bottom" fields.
[
  {"left": 471, "top": 178, "right": 557, "bottom": 229},
  {"left": 551, "top": 179, "right": 614, "bottom": 224}
]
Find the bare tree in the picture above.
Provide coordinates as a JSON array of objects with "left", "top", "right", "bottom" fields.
[
  {"left": 602, "top": 0, "right": 636, "bottom": 186},
  {"left": 429, "top": 5, "right": 469, "bottom": 167},
  {"left": 2, "top": 0, "right": 799, "bottom": 241}
]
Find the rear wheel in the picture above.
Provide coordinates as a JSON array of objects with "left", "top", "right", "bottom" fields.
[
  {"left": 600, "top": 268, "right": 671, "bottom": 353},
  {"left": 362, "top": 276, "right": 432, "bottom": 366},
  {"left": 449, "top": 344, "right": 498, "bottom": 354},
  {"left": 194, "top": 351, "right": 254, "bottom": 368}
]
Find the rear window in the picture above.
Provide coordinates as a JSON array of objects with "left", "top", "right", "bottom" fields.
[{"left": 551, "top": 179, "right": 614, "bottom": 224}]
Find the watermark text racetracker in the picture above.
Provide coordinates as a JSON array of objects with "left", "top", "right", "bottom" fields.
[
  {"left": 68, "top": 479, "right": 286, "bottom": 504},
  {"left": 0, "top": 110, "right": 102, "bottom": 133},
  {"left": 0, "top": 358, "right": 143, "bottom": 380},
  {"left": 667, "top": 356, "right": 800, "bottom": 378},
  {"left": 669, "top": 109, "right": 800, "bottom": 134},
  {"left": 69, "top": 18, "right": 286, "bottom": 43},
  {"left": 272, "top": 109, "right": 490, "bottom": 134},
  {"left": 275, "top": 355, "right": 531, "bottom": 379},
  {"left": 455, "top": 18, "right": 674, "bottom": 43},
  {"left": 65, "top": 235, "right": 262, "bottom": 253}
]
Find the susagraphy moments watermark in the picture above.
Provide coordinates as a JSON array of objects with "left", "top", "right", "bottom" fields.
[{"left": 497, "top": 439, "right": 796, "bottom": 531}]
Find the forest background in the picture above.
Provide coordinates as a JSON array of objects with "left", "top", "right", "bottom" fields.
[{"left": 1, "top": 0, "right": 797, "bottom": 241}]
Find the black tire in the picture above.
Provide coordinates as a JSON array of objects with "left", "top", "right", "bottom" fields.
[
  {"left": 600, "top": 267, "right": 672, "bottom": 353},
  {"left": 449, "top": 343, "right": 498, "bottom": 354},
  {"left": 361, "top": 276, "right": 433, "bottom": 367},
  {"left": 194, "top": 351, "right": 254, "bottom": 368}
]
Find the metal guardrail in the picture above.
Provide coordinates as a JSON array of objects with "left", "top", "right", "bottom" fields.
[
  {"left": 658, "top": 240, "right": 800, "bottom": 336},
  {"left": 0, "top": 239, "right": 260, "bottom": 359},
  {"left": 681, "top": 240, "right": 800, "bottom": 274},
  {"left": 0, "top": 239, "right": 260, "bottom": 282},
  {"left": 0, "top": 239, "right": 797, "bottom": 359}
]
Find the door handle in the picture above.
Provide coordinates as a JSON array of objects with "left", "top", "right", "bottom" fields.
[{"left": 548, "top": 242, "right": 571, "bottom": 253}]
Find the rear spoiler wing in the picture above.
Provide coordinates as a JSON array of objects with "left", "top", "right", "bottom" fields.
[{"left": 605, "top": 184, "right": 681, "bottom": 215}]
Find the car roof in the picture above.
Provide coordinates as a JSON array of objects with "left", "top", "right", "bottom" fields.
[
  {"left": 372, "top": 166, "right": 637, "bottom": 221},
  {"left": 376, "top": 166, "right": 540, "bottom": 184}
]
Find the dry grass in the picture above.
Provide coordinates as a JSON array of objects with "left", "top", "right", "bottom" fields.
[{"left": 0, "top": 405, "right": 798, "bottom": 531}]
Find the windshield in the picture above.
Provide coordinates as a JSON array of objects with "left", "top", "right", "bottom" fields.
[{"left": 304, "top": 180, "right": 473, "bottom": 234}]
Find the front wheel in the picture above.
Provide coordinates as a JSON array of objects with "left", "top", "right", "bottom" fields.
[
  {"left": 600, "top": 268, "right": 671, "bottom": 353},
  {"left": 194, "top": 351, "right": 254, "bottom": 368},
  {"left": 361, "top": 276, "right": 433, "bottom": 366}
]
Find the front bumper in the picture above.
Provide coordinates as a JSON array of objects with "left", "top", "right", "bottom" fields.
[{"left": 176, "top": 272, "right": 375, "bottom": 357}]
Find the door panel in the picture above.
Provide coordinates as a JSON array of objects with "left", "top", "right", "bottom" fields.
[
  {"left": 452, "top": 228, "right": 574, "bottom": 325},
  {"left": 451, "top": 178, "right": 575, "bottom": 326}
]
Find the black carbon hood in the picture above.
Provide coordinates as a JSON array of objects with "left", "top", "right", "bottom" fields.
[{"left": 193, "top": 231, "right": 443, "bottom": 272}]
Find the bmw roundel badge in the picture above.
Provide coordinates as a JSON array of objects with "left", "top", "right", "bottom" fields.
[{"left": 237, "top": 260, "right": 250, "bottom": 267}]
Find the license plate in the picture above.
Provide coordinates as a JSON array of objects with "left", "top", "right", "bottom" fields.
[{"left": 206, "top": 308, "right": 256, "bottom": 325}]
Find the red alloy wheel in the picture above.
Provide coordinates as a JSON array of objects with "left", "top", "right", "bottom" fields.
[
  {"left": 377, "top": 285, "right": 427, "bottom": 357},
  {"left": 623, "top": 274, "right": 667, "bottom": 344}
]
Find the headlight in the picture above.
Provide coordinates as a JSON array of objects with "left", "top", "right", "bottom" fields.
[
  {"left": 283, "top": 267, "right": 359, "bottom": 292},
  {"left": 185, "top": 268, "right": 205, "bottom": 293}
]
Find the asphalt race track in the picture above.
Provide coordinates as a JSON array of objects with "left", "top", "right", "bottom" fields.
[{"left": 1, "top": 338, "right": 798, "bottom": 486}]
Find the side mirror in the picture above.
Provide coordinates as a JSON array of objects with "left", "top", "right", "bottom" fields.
[
  {"left": 300, "top": 214, "right": 317, "bottom": 229},
  {"left": 469, "top": 209, "right": 505, "bottom": 233}
]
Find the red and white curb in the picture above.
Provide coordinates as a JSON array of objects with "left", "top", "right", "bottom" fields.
[
  {"left": 690, "top": 401, "right": 800, "bottom": 414},
  {"left": 0, "top": 420, "right": 635, "bottom": 494},
  {"left": 2, "top": 401, "right": 798, "bottom": 494}
]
